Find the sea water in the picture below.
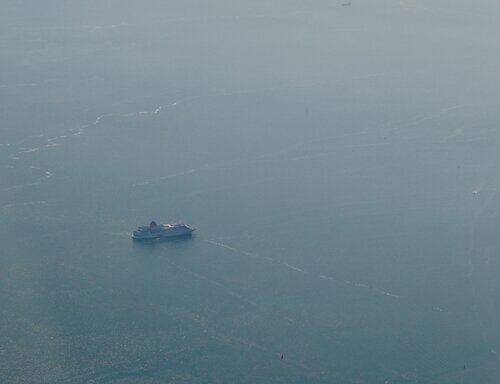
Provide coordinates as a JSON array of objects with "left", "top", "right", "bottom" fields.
[{"left": 2, "top": 1, "right": 500, "bottom": 382}]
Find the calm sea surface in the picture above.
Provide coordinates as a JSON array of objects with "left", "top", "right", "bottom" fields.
[{"left": 2, "top": 1, "right": 500, "bottom": 383}]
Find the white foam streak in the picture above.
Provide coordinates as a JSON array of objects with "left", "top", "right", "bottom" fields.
[
  {"left": 284, "top": 263, "right": 308, "bottom": 274},
  {"left": 374, "top": 289, "right": 401, "bottom": 299},
  {"left": 0, "top": 134, "right": 45, "bottom": 148},
  {"left": 205, "top": 237, "right": 404, "bottom": 302},
  {"left": 319, "top": 274, "right": 401, "bottom": 299},
  {"left": 2, "top": 100, "right": 180, "bottom": 192},
  {"left": 1, "top": 200, "right": 47, "bottom": 211},
  {"left": 0, "top": 78, "right": 58, "bottom": 89},
  {"left": 83, "top": 22, "right": 129, "bottom": 31},
  {"left": 205, "top": 239, "right": 256, "bottom": 258},
  {"left": 18, "top": 147, "right": 41, "bottom": 154},
  {"left": 441, "top": 104, "right": 464, "bottom": 113},
  {"left": 1, "top": 166, "right": 53, "bottom": 191},
  {"left": 207, "top": 240, "right": 240, "bottom": 253},
  {"left": 45, "top": 101, "right": 178, "bottom": 150}
]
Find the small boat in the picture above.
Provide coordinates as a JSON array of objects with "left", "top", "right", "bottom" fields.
[{"left": 132, "top": 221, "right": 195, "bottom": 240}]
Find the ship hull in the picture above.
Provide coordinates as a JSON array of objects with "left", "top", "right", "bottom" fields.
[
  {"left": 132, "top": 224, "right": 195, "bottom": 240},
  {"left": 132, "top": 231, "right": 194, "bottom": 241}
]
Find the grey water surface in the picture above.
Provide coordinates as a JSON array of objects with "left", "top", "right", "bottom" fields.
[{"left": 2, "top": 1, "right": 500, "bottom": 383}]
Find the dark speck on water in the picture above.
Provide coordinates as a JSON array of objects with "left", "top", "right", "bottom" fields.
[{"left": 2, "top": 0, "right": 500, "bottom": 383}]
